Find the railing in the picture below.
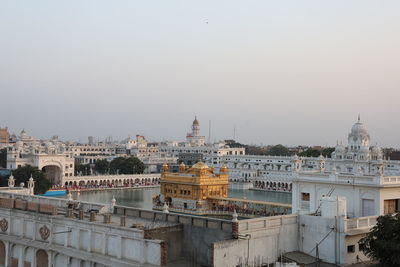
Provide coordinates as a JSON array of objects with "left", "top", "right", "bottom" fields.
[
  {"left": 65, "top": 173, "right": 161, "bottom": 181},
  {"left": 0, "top": 191, "right": 104, "bottom": 212},
  {"left": 344, "top": 216, "right": 378, "bottom": 231},
  {"left": 382, "top": 176, "right": 400, "bottom": 184}
]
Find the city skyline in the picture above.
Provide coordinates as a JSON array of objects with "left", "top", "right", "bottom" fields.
[{"left": 1, "top": 1, "right": 399, "bottom": 146}]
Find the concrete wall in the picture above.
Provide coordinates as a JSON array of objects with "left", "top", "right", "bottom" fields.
[
  {"left": 213, "top": 215, "right": 299, "bottom": 267},
  {"left": 115, "top": 205, "right": 234, "bottom": 266}
]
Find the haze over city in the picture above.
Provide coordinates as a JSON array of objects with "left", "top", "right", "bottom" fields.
[{"left": 1, "top": 1, "right": 399, "bottom": 146}]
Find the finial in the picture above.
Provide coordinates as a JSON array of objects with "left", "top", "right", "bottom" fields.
[
  {"left": 232, "top": 209, "right": 238, "bottom": 222},
  {"left": 358, "top": 114, "right": 360, "bottom": 122},
  {"left": 162, "top": 202, "right": 169, "bottom": 213}
]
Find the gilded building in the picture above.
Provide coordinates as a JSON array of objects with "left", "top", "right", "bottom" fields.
[{"left": 159, "top": 161, "right": 229, "bottom": 210}]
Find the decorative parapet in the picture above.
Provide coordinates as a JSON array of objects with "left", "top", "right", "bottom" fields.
[
  {"left": 381, "top": 176, "right": 400, "bottom": 185},
  {"left": 344, "top": 216, "right": 377, "bottom": 233}
]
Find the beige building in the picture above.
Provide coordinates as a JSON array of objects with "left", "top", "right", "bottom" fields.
[{"left": 0, "top": 127, "right": 9, "bottom": 144}]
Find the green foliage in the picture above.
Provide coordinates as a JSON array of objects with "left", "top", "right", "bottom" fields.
[
  {"left": 321, "top": 147, "right": 335, "bottom": 158},
  {"left": 94, "top": 159, "right": 109, "bottom": 174},
  {"left": 0, "top": 148, "right": 6, "bottom": 168},
  {"left": 359, "top": 213, "right": 400, "bottom": 266},
  {"left": 109, "top": 157, "right": 145, "bottom": 174},
  {"left": 298, "top": 147, "right": 335, "bottom": 158},
  {"left": 299, "top": 149, "right": 321, "bottom": 157},
  {"left": 74, "top": 160, "right": 91, "bottom": 176},
  {"left": 0, "top": 165, "right": 51, "bottom": 195},
  {"left": 265, "top": 144, "right": 291, "bottom": 156},
  {"left": 245, "top": 145, "right": 269, "bottom": 155}
]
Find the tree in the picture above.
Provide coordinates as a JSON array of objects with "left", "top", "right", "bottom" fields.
[
  {"left": 245, "top": 145, "right": 269, "bottom": 155},
  {"left": 265, "top": 144, "right": 291, "bottom": 156},
  {"left": 359, "top": 213, "right": 400, "bottom": 266},
  {"left": 109, "top": 157, "right": 145, "bottom": 174},
  {"left": 0, "top": 148, "right": 6, "bottom": 168},
  {"left": 94, "top": 159, "right": 109, "bottom": 174},
  {"left": 299, "top": 149, "right": 321, "bottom": 157},
  {"left": 0, "top": 165, "right": 51, "bottom": 195},
  {"left": 74, "top": 161, "right": 91, "bottom": 176},
  {"left": 321, "top": 147, "right": 335, "bottom": 158}
]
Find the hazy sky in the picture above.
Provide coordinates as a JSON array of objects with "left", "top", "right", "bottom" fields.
[{"left": 1, "top": 1, "right": 399, "bottom": 147}]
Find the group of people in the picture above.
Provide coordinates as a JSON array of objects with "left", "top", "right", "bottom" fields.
[
  {"left": 213, "top": 204, "right": 288, "bottom": 217},
  {"left": 64, "top": 182, "right": 157, "bottom": 191}
]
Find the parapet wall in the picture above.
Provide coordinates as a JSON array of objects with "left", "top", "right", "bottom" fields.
[
  {"left": 0, "top": 201, "right": 165, "bottom": 266},
  {"left": 213, "top": 214, "right": 299, "bottom": 267}
]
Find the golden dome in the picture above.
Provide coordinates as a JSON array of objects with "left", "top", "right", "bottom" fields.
[
  {"left": 220, "top": 164, "right": 229, "bottom": 172},
  {"left": 192, "top": 161, "right": 209, "bottom": 170}
]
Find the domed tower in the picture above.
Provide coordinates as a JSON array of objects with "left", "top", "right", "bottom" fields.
[
  {"left": 192, "top": 116, "right": 200, "bottom": 137},
  {"left": 186, "top": 116, "right": 205, "bottom": 146},
  {"left": 347, "top": 116, "right": 371, "bottom": 159}
]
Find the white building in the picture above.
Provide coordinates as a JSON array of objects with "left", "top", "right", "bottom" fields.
[
  {"left": 293, "top": 117, "right": 400, "bottom": 218},
  {"left": 186, "top": 116, "right": 205, "bottom": 146},
  {"left": 221, "top": 117, "right": 400, "bottom": 197},
  {"left": 159, "top": 117, "right": 245, "bottom": 166},
  {"left": 6, "top": 131, "right": 74, "bottom": 186}
]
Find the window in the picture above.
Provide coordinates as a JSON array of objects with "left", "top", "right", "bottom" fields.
[
  {"left": 347, "top": 245, "right": 355, "bottom": 253},
  {"left": 301, "top": 193, "right": 310, "bottom": 201}
]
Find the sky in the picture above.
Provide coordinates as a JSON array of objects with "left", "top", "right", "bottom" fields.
[{"left": 0, "top": 1, "right": 399, "bottom": 147}]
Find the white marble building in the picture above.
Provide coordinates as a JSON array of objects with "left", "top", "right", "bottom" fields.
[
  {"left": 186, "top": 116, "right": 205, "bottom": 146},
  {"left": 6, "top": 132, "right": 74, "bottom": 186},
  {"left": 220, "top": 117, "right": 400, "bottom": 195}
]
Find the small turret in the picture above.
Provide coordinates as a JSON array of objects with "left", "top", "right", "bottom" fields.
[
  {"left": 162, "top": 163, "right": 169, "bottom": 173},
  {"left": 8, "top": 173, "right": 15, "bottom": 188},
  {"left": 179, "top": 162, "right": 186, "bottom": 172},
  {"left": 220, "top": 164, "right": 229, "bottom": 173},
  {"left": 28, "top": 175, "right": 35, "bottom": 195}
]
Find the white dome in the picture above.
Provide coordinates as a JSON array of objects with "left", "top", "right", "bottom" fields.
[{"left": 351, "top": 122, "right": 368, "bottom": 135}]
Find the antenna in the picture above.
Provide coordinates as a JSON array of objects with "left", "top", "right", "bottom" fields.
[{"left": 208, "top": 120, "right": 211, "bottom": 144}]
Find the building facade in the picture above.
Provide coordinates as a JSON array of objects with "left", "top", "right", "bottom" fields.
[
  {"left": 158, "top": 162, "right": 229, "bottom": 211},
  {"left": 6, "top": 132, "right": 74, "bottom": 186}
]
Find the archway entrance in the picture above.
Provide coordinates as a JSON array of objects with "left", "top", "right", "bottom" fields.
[
  {"left": 41, "top": 165, "right": 62, "bottom": 186},
  {"left": 36, "top": 249, "right": 48, "bottom": 267}
]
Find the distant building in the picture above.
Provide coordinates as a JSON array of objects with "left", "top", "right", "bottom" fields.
[
  {"left": 6, "top": 130, "right": 74, "bottom": 186},
  {"left": 0, "top": 127, "right": 9, "bottom": 144},
  {"left": 159, "top": 118, "right": 245, "bottom": 166},
  {"left": 178, "top": 152, "right": 203, "bottom": 166},
  {"left": 186, "top": 116, "right": 205, "bottom": 146}
]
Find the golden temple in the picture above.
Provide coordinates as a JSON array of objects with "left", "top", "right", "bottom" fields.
[{"left": 157, "top": 161, "right": 229, "bottom": 210}]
